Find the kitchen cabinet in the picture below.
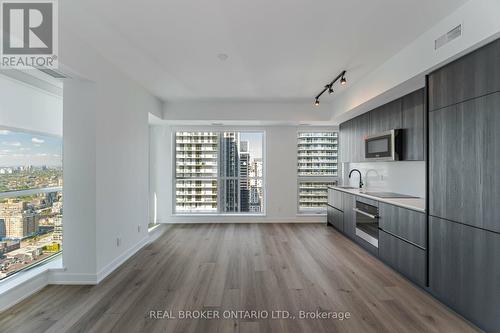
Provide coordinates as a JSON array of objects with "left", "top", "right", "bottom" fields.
[
  {"left": 402, "top": 89, "right": 425, "bottom": 161},
  {"left": 327, "top": 188, "right": 344, "bottom": 211},
  {"left": 338, "top": 88, "right": 424, "bottom": 163},
  {"left": 429, "top": 217, "right": 500, "bottom": 333},
  {"left": 428, "top": 37, "right": 500, "bottom": 333},
  {"left": 428, "top": 38, "right": 500, "bottom": 112},
  {"left": 429, "top": 92, "right": 500, "bottom": 234},
  {"left": 369, "top": 99, "right": 402, "bottom": 135},
  {"left": 339, "top": 121, "right": 352, "bottom": 163},
  {"left": 342, "top": 193, "right": 355, "bottom": 239},
  {"left": 327, "top": 204, "right": 343, "bottom": 232},
  {"left": 379, "top": 203, "right": 426, "bottom": 248},
  {"left": 353, "top": 113, "right": 369, "bottom": 162},
  {"left": 379, "top": 230, "right": 426, "bottom": 287}
]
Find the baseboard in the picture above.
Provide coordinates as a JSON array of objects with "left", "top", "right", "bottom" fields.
[
  {"left": 157, "top": 219, "right": 325, "bottom": 224},
  {"left": 48, "top": 269, "right": 98, "bottom": 285},
  {"left": 0, "top": 225, "right": 171, "bottom": 313},
  {"left": 95, "top": 236, "right": 150, "bottom": 283}
]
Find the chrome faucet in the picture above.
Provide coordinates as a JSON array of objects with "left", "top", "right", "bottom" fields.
[{"left": 349, "top": 169, "right": 364, "bottom": 189}]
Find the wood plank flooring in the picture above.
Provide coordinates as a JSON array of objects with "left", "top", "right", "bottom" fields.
[{"left": 0, "top": 224, "right": 479, "bottom": 333}]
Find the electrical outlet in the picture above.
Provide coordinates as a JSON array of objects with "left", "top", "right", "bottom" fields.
[
  {"left": 116, "top": 237, "right": 122, "bottom": 247},
  {"left": 137, "top": 225, "right": 141, "bottom": 233}
]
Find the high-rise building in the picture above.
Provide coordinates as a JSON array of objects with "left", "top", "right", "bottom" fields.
[
  {"left": 175, "top": 132, "right": 218, "bottom": 212},
  {"left": 297, "top": 132, "right": 338, "bottom": 212},
  {"left": 53, "top": 216, "right": 63, "bottom": 242},
  {"left": 297, "top": 132, "right": 338, "bottom": 177},
  {"left": 0, "top": 219, "right": 5, "bottom": 239},
  {"left": 220, "top": 132, "right": 240, "bottom": 212},
  {"left": 239, "top": 140, "right": 250, "bottom": 212},
  {"left": 0, "top": 199, "right": 38, "bottom": 239}
]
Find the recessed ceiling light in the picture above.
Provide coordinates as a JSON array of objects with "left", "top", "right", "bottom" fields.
[{"left": 217, "top": 53, "right": 229, "bottom": 61}]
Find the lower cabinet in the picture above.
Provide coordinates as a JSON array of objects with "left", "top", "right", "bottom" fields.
[
  {"left": 429, "top": 216, "right": 500, "bottom": 332},
  {"left": 379, "top": 230, "right": 426, "bottom": 287},
  {"left": 327, "top": 204, "right": 344, "bottom": 232},
  {"left": 342, "top": 193, "right": 355, "bottom": 239}
]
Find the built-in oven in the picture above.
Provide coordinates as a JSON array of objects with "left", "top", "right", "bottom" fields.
[
  {"left": 354, "top": 200, "right": 379, "bottom": 248},
  {"left": 365, "top": 129, "right": 402, "bottom": 161}
]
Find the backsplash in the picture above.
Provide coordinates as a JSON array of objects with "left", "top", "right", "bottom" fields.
[{"left": 342, "top": 161, "right": 426, "bottom": 198}]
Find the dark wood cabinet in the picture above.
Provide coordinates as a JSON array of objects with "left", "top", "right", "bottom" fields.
[
  {"left": 402, "top": 89, "right": 425, "bottom": 161},
  {"left": 342, "top": 193, "right": 355, "bottom": 239},
  {"left": 339, "top": 122, "right": 350, "bottom": 163},
  {"left": 427, "top": 37, "right": 500, "bottom": 333},
  {"left": 379, "top": 230, "right": 426, "bottom": 287},
  {"left": 338, "top": 88, "right": 424, "bottom": 162},
  {"left": 369, "top": 99, "right": 402, "bottom": 135},
  {"left": 379, "top": 203, "right": 426, "bottom": 248},
  {"left": 429, "top": 92, "right": 500, "bottom": 234},
  {"left": 428, "top": 38, "right": 500, "bottom": 112},
  {"left": 429, "top": 217, "right": 500, "bottom": 333},
  {"left": 327, "top": 204, "right": 343, "bottom": 232}
]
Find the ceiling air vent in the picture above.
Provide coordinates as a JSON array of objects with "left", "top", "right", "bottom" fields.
[{"left": 435, "top": 24, "right": 462, "bottom": 50}]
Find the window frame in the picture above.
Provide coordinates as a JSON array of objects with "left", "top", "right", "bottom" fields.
[
  {"left": 0, "top": 125, "right": 63, "bottom": 280},
  {"left": 296, "top": 130, "right": 339, "bottom": 215},
  {"left": 172, "top": 128, "right": 266, "bottom": 216}
]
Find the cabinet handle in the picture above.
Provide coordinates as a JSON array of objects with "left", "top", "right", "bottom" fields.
[{"left": 353, "top": 208, "right": 378, "bottom": 219}]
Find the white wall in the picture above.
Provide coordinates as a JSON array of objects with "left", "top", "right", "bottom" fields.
[
  {"left": 150, "top": 125, "right": 337, "bottom": 223},
  {"left": 342, "top": 162, "right": 426, "bottom": 198},
  {"left": 0, "top": 74, "right": 62, "bottom": 136},
  {"left": 59, "top": 4, "right": 163, "bottom": 281},
  {"left": 331, "top": 0, "right": 500, "bottom": 123}
]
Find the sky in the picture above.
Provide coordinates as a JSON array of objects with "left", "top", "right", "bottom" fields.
[
  {"left": 240, "top": 132, "right": 263, "bottom": 159},
  {"left": 0, "top": 128, "right": 62, "bottom": 167}
]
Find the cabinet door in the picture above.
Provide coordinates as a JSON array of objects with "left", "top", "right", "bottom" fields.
[
  {"left": 342, "top": 193, "right": 355, "bottom": 239},
  {"left": 429, "top": 217, "right": 500, "bottom": 332},
  {"left": 402, "top": 89, "right": 425, "bottom": 161},
  {"left": 327, "top": 188, "right": 343, "bottom": 211},
  {"left": 379, "top": 230, "right": 426, "bottom": 286},
  {"left": 327, "top": 205, "right": 343, "bottom": 232},
  {"left": 339, "top": 121, "right": 350, "bottom": 163},
  {"left": 369, "top": 99, "right": 402, "bottom": 135},
  {"left": 353, "top": 113, "right": 369, "bottom": 162},
  {"left": 429, "top": 92, "right": 500, "bottom": 233},
  {"left": 428, "top": 38, "right": 500, "bottom": 111},
  {"left": 379, "top": 203, "right": 426, "bottom": 248}
]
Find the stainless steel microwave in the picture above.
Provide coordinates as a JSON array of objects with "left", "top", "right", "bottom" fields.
[{"left": 364, "top": 129, "right": 402, "bottom": 161}]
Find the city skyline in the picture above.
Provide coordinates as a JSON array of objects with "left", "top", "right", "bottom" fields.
[{"left": 0, "top": 128, "right": 62, "bottom": 167}]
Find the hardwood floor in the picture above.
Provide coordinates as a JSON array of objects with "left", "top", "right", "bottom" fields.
[{"left": 0, "top": 224, "right": 479, "bottom": 333}]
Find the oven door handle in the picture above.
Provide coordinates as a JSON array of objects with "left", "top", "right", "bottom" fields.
[{"left": 353, "top": 208, "right": 379, "bottom": 219}]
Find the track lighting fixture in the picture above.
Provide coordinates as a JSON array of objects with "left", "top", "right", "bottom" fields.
[{"left": 313, "top": 70, "right": 347, "bottom": 106}]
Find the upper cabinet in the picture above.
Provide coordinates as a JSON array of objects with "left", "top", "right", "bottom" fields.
[
  {"left": 369, "top": 99, "right": 402, "bottom": 134},
  {"left": 339, "top": 88, "right": 425, "bottom": 163},
  {"left": 402, "top": 89, "right": 425, "bottom": 161},
  {"left": 428, "top": 39, "right": 500, "bottom": 112}
]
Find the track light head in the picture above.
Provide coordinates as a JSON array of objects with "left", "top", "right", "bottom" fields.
[
  {"left": 340, "top": 76, "right": 347, "bottom": 85},
  {"left": 314, "top": 99, "right": 320, "bottom": 106}
]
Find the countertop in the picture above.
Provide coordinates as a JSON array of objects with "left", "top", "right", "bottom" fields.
[{"left": 328, "top": 186, "right": 426, "bottom": 213}]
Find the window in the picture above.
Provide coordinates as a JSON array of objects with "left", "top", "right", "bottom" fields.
[
  {"left": 0, "top": 128, "right": 62, "bottom": 280},
  {"left": 297, "top": 131, "right": 338, "bottom": 213},
  {"left": 175, "top": 131, "right": 264, "bottom": 214}
]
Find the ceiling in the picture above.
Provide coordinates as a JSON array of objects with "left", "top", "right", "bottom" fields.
[{"left": 66, "top": 0, "right": 467, "bottom": 102}]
